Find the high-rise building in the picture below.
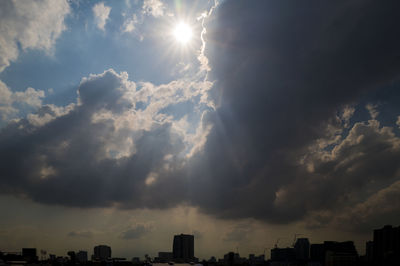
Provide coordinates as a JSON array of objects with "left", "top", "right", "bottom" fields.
[
  {"left": 93, "top": 245, "right": 111, "bottom": 261},
  {"left": 373, "top": 225, "right": 400, "bottom": 265},
  {"left": 294, "top": 238, "right": 310, "bottom": 260},
  {"left": 173, "top": 234, "right": 194, "bottom": 261}
]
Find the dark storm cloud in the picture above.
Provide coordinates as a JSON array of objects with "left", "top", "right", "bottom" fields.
[
  {"left": 0, "top": 69, "right": 187, "bottom": 208},
  {"left": 1, "top": 0, "right": 400, "bottom": 229},
  {"left": 184, "top": 0, "right": 400, "bottom": 224}
]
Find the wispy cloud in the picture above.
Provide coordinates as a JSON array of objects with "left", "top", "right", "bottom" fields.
[
  {"left": 93, "top": 2, "right": 111, "bottom": 31},
  {"left": 68, "top": 230, "right": 94, "bottom": 238},
  {"left": 122, "top": 14, "right": 139, "bottom": 33},
  {"left": 142, "top": 0, "right": 165, "bottom": 17}
]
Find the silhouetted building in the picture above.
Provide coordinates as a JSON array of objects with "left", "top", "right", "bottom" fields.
[
  {"left": 22, "top": 248, "right": 37, "bottom": 263},
  {"left": 366, "top": 241, "right": 373, "bottom": 263},
  {"left": 310, "top": 243, "right": 325, "bottom": 264},
  {"left": 294, "top": 238, "right": 310, "bottom": 260},
  {"left": 2, "top": 252, "right": 23, "bottom": 263},
  {"left": 373, "top": 225, "right": 400, "bottom": 265},
  {"left": 325, "top": 250, "right": 357, "bottom": 266},
  {"left": 156, "top": 252, "right": 173, "bottom": 262},
  {"left": 249, "top": 254, "right": 255, "bottom": 261},
  {"left": 248, "top": 254, "right": 264, "bottom": 265},
  {"left": 309, "top": 241, "right": 358, "bottom": 265},
  {"left": 67, "top": 251, "right": 76, "bottom": 264},
  {"left": 173, "top": 234, "right": 194, "bottom": 261},
  {"left": 324, "top": 241, "right": 357, "bottom": 256},
  {"left": 223, "top": 252, "right": 244, "bottom": 266},
  {"left": 270, "top": 247, "right": 295, "bottom": 262},
  {"left": 77, "top": 250, "right": 88, "bottom": 262},
  {"left": 93, "top": 245, "right": 111, "bottom": 261},
  {"left": 132, "top": 257, "right": 141, "bottom": 264},
  {"left": 49, "top": 254, "right": 56, "bottom": 261}
]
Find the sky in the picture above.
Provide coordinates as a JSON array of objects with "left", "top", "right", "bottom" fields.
[{"left": 1, "top": 0, "right": 400, "bottom": 260}]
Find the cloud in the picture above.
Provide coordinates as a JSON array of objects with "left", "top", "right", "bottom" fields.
[
  {"left": 0, "top": 0, "right": 69, "bottom": 122},
  {"left": 277, "top": 116, "right": 400, "bottom": 224},
  {"left": 68, "top": 230, "right": 93, "bottom": 238},
  {"left": 93, "top": 2, "right": 111, "bottom": 31},
  {"left": 122, "top": 14, "right": 139, "bottom": 33},
  {"left": 0, "top": 69, "right": 211, "bottom": 209},
  {"left": 142, "top": 0, "right": 165, "bottom": 17},
  {"left": 333, "top": 180, "right": 400, "bottom": 231},
  {"left": 0, "top": 80, "right": 46, "bottom": 120},
  {"left": 121, "top": 223, "right": 153, "bottom": 240},
  {"left": 183, "top": 0, "right": 400, "bottom": 224},
  {"left": 0, "top": 0, "right": 70, "bottom": 72},
  {"left": 366, "top": 103, "right": 379, "bottom": 120},
  {"left": 223, "top": 224, "right": 252, "bottom": 242},
  {"left": 26, "top": 103, "right": 75, "bottom": 127}
]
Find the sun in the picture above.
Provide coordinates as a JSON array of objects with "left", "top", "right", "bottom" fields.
[{"left": 173, "top": 22, "right": 193, "bottom": 44}]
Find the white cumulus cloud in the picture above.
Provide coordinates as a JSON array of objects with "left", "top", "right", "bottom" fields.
[
  {"left": 0, "top": 80, "right": 46, "bottom": 121},
  {"left": 0, "top": 0, "right": 70, "bottom": 72}
]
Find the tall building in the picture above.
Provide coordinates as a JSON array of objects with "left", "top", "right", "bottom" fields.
[
  {"left": 93, "top": 245, "right": 111, "bottom": 261},
  {"left": 373, "top": 225, "right": 400, "bottom": 265},
  {"left": 294, "top": 238, "right": 310, "bottom": 260},
  {"left": 173, "top": 234, "right": 194, "bottom": 261}
]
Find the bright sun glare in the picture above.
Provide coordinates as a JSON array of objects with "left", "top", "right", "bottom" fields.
[{"left": 173, "top": 22, "right": 193, "bottom": 44}]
